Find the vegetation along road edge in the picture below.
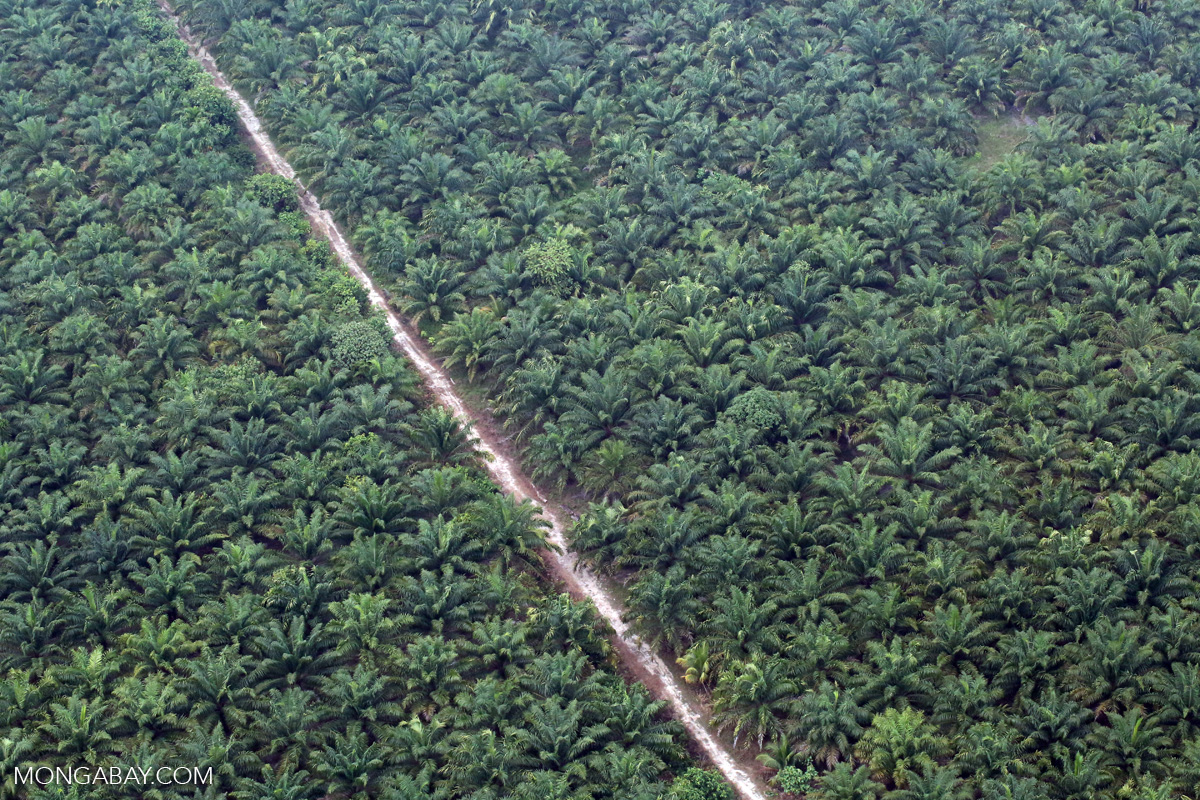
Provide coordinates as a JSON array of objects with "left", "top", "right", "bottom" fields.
[{"left": 157, "top": 3, "right": 770, "bottom": 798}]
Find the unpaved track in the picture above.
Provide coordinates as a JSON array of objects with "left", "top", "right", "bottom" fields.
[{"left": 160, "top": 6, "right": 771, "bottom": 798}]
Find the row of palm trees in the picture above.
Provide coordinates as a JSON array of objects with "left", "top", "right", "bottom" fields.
[
  {"left": 0, "top": 1, "right": 697, "bottom": 798},
  {"left": 178, "top": 0, "right": 1200, "bottom": 794}
]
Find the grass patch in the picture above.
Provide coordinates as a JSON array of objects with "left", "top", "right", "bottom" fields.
[{"left": 971, "top": 112, "right": 1035, "bottom": 169}]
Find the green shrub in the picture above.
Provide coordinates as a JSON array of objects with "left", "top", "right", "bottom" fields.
[
  {"left": 723, "top": 386, "right": 783, "bottom": 438},
  {"left": 313, "top": 265, "right": 367, "bottom": 317},
  {"left": 191, "top": 357, "right": 261, "bottom": 404},
  {"left": 777, "top": 765, "right": 819, "bottom": 795},
  {"left": 522, "top": 237, "right": 573, "bottom": 288},
  {"left": 303, "top": 239, "right": 338, "bottom": 271},
  {"left": 332, "top": 318, "right": 391, "bottom": 368},
  {"left": 278, "top": 210, "right": 309, "bottom": 240},
  {"left": 247, "top": 173, "right": 299, "bottom": 213},
  {"left": 184, "top": 83, "right": 237, "bottom": 130},
  {"left": 671, "top": 768, "right": 734, "bottom": 800}
]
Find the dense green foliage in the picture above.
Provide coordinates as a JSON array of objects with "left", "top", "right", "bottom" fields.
[
  {"left": 672, "top": 768, "right": 736, "bottom": 800},
  {"left": 0, "top": 1, "right": 691, "bottom": 798},
  {"left": 180, "top": 0, "right": 1200, "bottom": 795},
  {"left": 246, "top": 172, "right": 300, "bottom": 212},
  {"left": 776, "top": 764, "right": 819, "bottom": 796}
]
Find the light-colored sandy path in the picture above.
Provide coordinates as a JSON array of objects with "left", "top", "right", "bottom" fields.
[{"left": 160, "top": 7, "right": 771, "bottom": 798}]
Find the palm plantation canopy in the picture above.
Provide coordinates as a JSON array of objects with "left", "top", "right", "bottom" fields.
[
  {"left": 7, "top": 0, "right": 1200, "bottom": 795},
  {"left": 0, "top": 2, "right": 691, "bottom": 799},
  {"left": 166, "top": 0, "right": 1200, "bottom": 795}
]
